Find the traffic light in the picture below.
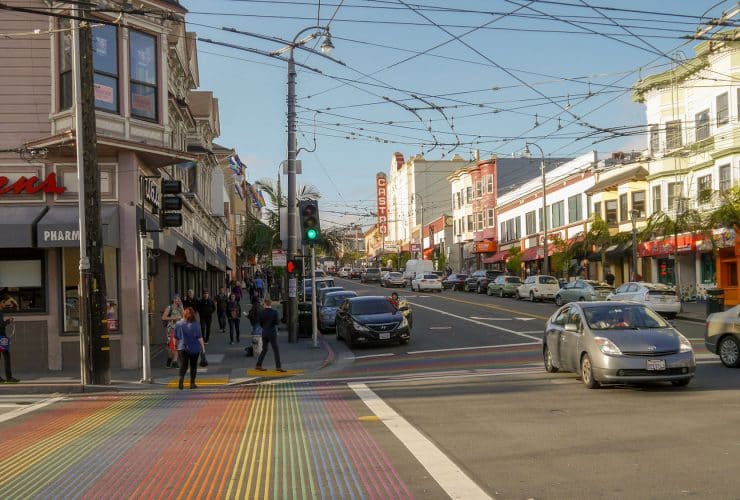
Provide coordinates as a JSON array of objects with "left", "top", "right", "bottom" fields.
[
  {"left": 160, "top": 179, "right": 183, "bottom": 228},
  {"left": 286, "top": 259, "right": 302, "bottom": 275},
  {"left": 299, "top": 199, "right": 321, "bottom": 244}
]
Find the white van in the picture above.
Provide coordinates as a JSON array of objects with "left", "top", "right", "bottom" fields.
[
  {"left": 338, "top": 267, "right": 351, "bottom": 278},
  {"left": 402, "top": 259, "right": 435, "bottom": 285}
]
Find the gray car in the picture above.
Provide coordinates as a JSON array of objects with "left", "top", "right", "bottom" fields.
[
  {"left": 705, "top": 305, "right": 740, "bottom": 367},
  {"left": 555, "top": 280, "right": 613, "bottom": 306},
  {"left": 543, "top": 302, "right": 695, "bottom": 388}
]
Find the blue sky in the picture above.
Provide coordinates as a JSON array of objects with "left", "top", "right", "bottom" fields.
[{"left": 181, "top": 0, "right": 736, "bottom": 227}]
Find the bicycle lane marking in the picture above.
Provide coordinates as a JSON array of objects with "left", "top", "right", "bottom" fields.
[{"left": 350, "top": 382, "right": 493, "bottom": 500}]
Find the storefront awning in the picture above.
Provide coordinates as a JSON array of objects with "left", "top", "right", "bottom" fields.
[
  {"left": 482, "top": 250, "right": 508, "bottom": 264},
  {"left": 0, "top": 206, "right": 48, "bottom": 248},
  {"left": 37, "top": 205, "right": 119, "bottom": 248},
  {"left": 522, "top": 246, "right": 540, "bottom": 261},
  {"left": 639, "top": 234, "right": 698, "bottom": 257}
]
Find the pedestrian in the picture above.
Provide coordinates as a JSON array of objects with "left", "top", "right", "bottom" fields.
[
  {"left": 605, "top": 269, "right": 616, "bottom": 286},
  {"left": 0, "top": 299, "right": 19, "bottom": 383},
  {"left": 227, "top": 293, "right": 242, "bottom": 344},
  {"left": 174, "top": 307, "right": 206, "bottom": 390},
  {"left": 232, "top": 282, "right": 242, "bottom": 303},
  {"left": 215, "top": 287, "right": 229, "bottom": 333},
  {"left": 182, "top": 289, "right": 197, "bottom": 311},
  {"left": 161, "top": 295, "right": 183, "bottom": 368},
  {"left": 247, "top": 296, "right": 263, "bottom": 335},
  {"left": 254, "top": 274, "right": 265, "bottom": 300},
  {"left": 256, "top": 298, "right": 286, "bottom": 372},
  {"left": 388, "top": 292, "right": 400, "bottom": 308},
  {"left": 195, "top": 290, "right": 216, "bottom": 344}
]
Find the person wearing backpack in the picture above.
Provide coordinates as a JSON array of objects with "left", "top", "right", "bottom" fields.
[
  {"left": 227, "top": 293, "right": 242, "bottom": 345},
  {"left": 247, "top": 297, "right": 263, "bottom": 334}
]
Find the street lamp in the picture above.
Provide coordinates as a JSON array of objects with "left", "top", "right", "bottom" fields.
[
  {"left": 522, "top": 143, "right": 549, "bottom": 276},
  {"left": 284, "top": 26, "right": 336, "bottom": 343},
  {"left": 413, "top": 193, "right": 425, "bottom": 259}
]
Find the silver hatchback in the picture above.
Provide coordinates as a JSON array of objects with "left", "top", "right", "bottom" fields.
[{"left": 543, "top": 302, "right": 695, "bottom": 388}]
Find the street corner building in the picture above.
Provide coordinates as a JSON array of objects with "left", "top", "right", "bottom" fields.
[{"left": 0, "top": 1, "right": 240, "bottom": 373}]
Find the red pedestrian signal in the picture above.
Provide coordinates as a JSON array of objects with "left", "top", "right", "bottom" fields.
[{"left": 287, "top": 259, "right": 297, "bottom": 274}]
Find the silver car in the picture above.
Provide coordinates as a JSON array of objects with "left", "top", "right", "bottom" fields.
[
  {"left": 705, "top": 305, "right": 740, "bottom": 367},
  {"left": 543, "top": 302, "right": 695, "bottom": 388}
]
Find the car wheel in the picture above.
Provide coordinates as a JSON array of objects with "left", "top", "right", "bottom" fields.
[
  {"left": 499, "top": 289, "right": 504, "bottom": 298},
  {"left": 530, "top": 291, "right": 536, "bottom": 302},
  {"left": 671, "top": 379, "right": 691, "bottom": 387},
  {"left": 580, "top": 353, "right": 600, "bottom": 389},
  {"left": 544, "top": 344, "right": 558, "bottom": 373},
  {"left": 718, "top": 336, "right": 740, "bottom": 368},
  {"left": 555, "top": 295, "right": 563, "bottom": 306}
]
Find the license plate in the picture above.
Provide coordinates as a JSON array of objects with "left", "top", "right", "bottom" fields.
[
  {"left": 379, "top": 332, "right": 390, "bottom": 340},
  {"left": 646, "top": 359, "right": 666, "bottom": 371}
]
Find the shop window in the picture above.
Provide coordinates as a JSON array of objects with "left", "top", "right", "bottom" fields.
[
  {"left": 665, "top": 120, "right": 682, "bottom": 150},
  {"left": 649, "top": 124, "right": 659, "bottom": 153},
  {"left": 0, "top": 249, "right": 45, "bottom": 312},
  {"left": 652, "top": 185, "right": 662, "bottom": 213},
  {"left": 92, "top": 24, "right": 119, "bottom": 113},
  {"left": 695, "top": 109, "right": 710, "bottom": 141},
  {"left": 717, "top": 92, "right": 729, "bottom": 126},
  {"left": 130, "top": 30, "right": 158, "bottom": 120},
  {"left": 724, "top": 261, "right": 738, "bottom": 287},
  {"left": 619, "top": 193, "right": 628, "bottom": 222},
  {"left": 700, "top": 253, "right": 716, "bottom": 284},
  {"left": 63, "top": 247, "right": 119, "bottom": 333},
  {"left": 605, "top": 200, "right": 617, "bottom": 225},
  {"left": 719, "top": 164, "right": 731, "bottom": 194},
  {"left": 657, "top": 258, "right": 675, "bottom": 286},
  {"left": 632, "top": 191, "right": 645, "bottom": 216},
  {"left": 568, "top": 194, "right": 582, "bottom": 223}
]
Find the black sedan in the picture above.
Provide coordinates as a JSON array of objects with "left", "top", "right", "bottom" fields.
[
  {"left": 335, "top": 296, "right": 411, "bottom": 347},
  {"left": 441, "top": 273, "right": 467, "bottom": 290}
]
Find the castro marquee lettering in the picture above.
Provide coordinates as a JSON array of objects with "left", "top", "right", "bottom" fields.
[
  {"left": 0, "top": 172, "right": 66, "bottom": 196},
  {"left": 376, "top": 172, "right": 388, "bottom": 235}
]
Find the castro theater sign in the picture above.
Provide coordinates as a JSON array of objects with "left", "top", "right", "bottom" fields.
[
  {"left": 376, "top": 172, "right": 387, "bottom": 236},
  {"left": 0, "top": 172, "right": 65, "bottom": 196}
]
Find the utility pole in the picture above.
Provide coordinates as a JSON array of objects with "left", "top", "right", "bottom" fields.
[{"left": 73, "top": 5, "right": 109, "bottom": 384}]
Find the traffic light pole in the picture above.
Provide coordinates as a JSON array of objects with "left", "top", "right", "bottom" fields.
[
  {"left": 310, "top": 244, "right": 318, "bottom": 348},
  {"left": 287, "top": 53, "right": 298, "bottom": 343}
]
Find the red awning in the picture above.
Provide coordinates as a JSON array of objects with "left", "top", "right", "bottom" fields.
[
  {"left": 522, "top": 247, "right": 540, "bottom": 261},
  {"left": 639, "top": 234, "right": 698, "bottom": 258},
  {"left": 483, "top": 251, "right": 509, "bottom": 264}
]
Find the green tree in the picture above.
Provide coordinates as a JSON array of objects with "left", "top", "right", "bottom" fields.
[
  {"left": 549, "top": 234, "right": 573, "bottom": 278},
  {"left": 585, "top": 214, "right": 612, "bottom": 281},
  {"left": 240, "top": 213, "right": 278, "bottom": 262},
  {"left": 506, "top": 246, "right": 522, "bottom": 277},
  {"left": 436, "top": 252, "right": 447, "bottom": 273},
  {"left": 708, "top": 186, "right": 740, "bottom": 229}
]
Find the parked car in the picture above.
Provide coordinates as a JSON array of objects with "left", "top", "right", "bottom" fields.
[
  {"left": 555, "top": 280, "right": 614, "bottom": 306},
  {"left": 411, "top": 273, "right": 443, "bottom": 292},
  {"left": 517, "top": 275, "right": 560, "bottom": 301},
  {"left": 402, "top": 259, "right": 435, "bottom": 285},
  {"left": 464, "top": 270, "right": 502, "bottom": 293},
  {"left": 338, "top": 267, "right": 351, "bottom": 278},
  {"left": 302, "top": 277, "right": 335, "bottom": 299},
  {"left": 361, "top": 268, "right": 382, "bottom": 283},
  {"left": 318, "top": 290, "right": 357, "bottom": 332},
  {"left": 487, "top": 276, "right": 523, "bottom": 297},
  {"left": 606, "top": 282, "right": 681, "bottom": 318},
  {"left": 442, "top": 273, "right": 467, "bottom": 290},
  {"left": 543, "top": 302, "right": 695, "bottom": 388},
  {"left": 705, "top": 305, "right": 740, "bottom": 367},
  {"left": 381, "top": 271, "right": 406, "bottom": 288},
  {"left": 350, "top": 268, "right": 362, "bottom": 279},
  {"left": 317, "top": 286, "right": 345, "bottom": 305},
  {"left": 335, "top": 296, "right": 411, "bottom": 347}
]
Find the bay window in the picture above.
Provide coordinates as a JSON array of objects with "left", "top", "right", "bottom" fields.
[
  {"left": 130, "top": 30, "right": 158, "bottom": 120},
  {"left": 92, "top": 24, "right": 119, "bottom": 112}
]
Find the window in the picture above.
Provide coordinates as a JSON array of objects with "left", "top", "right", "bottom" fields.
[
  {"left": 667, "top": 182, "right": 682, "bottom": 211},
  {"left": 665, "top": 120, "right": 682, "bottom": 150},
  {"left": 538, "top": 207, "right": 544, "bottom": 231},
  {"left": 476, "top": 212, "right": 484, "bottom": 231},
  {"left": 525, "top": 210, "right": 536, "bottom": 235},
  {"left": 130, "top": 30, "right": 157, "bottom": 120},
  {"left": 632, "top": 191, "right": 645, "bottom": 217},
  {"left": 0, "top": 250, "right": 45, "bottom": 312},
  {"left": 697, "top": 174, "right": 712, "bottom": 203},
  {"left": 695, "top": 109, "right": 710, "bottom": 141},
  {"left": 466, "top": 215, "right": 473, "bottom": 232},
  {"left": 567, "top": 194, "right": 582, "bottom": 223},
  {"left": 59, "top": 18, "right": 73, "bottom": 110},
  {"left": 652, "top": 185, "right": 662, "bottom": 213},
  {"left": 486, "top": 208, "right": 494, "bottom": 227},
  {"left": 92, "top": 24, "right": 119, "bottom": 112},
  {"left": 455, "top": 192, "right": 462, "bottom": 209},
  {"left": 593, "top": 201, "right": 602, "bottom": 218},
  {"left": 475, "top": 181, "right": 482, "bottom": 198},
  {"left": 619, "top": 193, "right": 628, "bottom": 221},
  {"left": 466, "top": 187, "right": 472, "bottom": 204},
  {"left": 605, "top": 200, "right": 617, "bottom": 225},
  {"left": 586, "top": 195, "right": 592, "bottom": 217},
  {"left": 717, "top": 92, "right": 729, "bottom": 126},
  {"left": 720, "top": 164, "right": 731, "bottom": 193},
  {"left": 649, "top": 124, "right": 660, "bottom": 153},
  {"left": 501, "top": 218, "right": 520, "bottom": 242},
  {"left": 62, "top": 246, "right": 117, "bottom": 329},
  {"left": 486, "top": 175, "right": 494, "bottom": 193},
  {"left": 551, "top": 201, "right": 565, "bottom": 228}
]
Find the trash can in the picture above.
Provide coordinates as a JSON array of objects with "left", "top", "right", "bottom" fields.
[
  {"left": 706, "top": 288, "right": 725, "bottom": 315},
  {"left": 298, "top": 302, "right": 313, "bottom": 338}
]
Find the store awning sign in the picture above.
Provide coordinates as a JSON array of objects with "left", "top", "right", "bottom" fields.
[{"left": 0, "top": 172, "right": 65, "bottom": 196}]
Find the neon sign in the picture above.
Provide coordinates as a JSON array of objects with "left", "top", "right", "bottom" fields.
[{"left": 0, "top": 173, "right": 65, "bottom": 196}]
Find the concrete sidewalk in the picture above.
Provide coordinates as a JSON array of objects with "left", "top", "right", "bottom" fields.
[
  {"left": 677, "top": 301, "right": 708, "bottom": 323},
  {"left": 0, "top": 303, "right": 333, "bottom": 394}
]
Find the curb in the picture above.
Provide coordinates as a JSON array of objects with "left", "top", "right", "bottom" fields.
[{"left": 318, "top": 332, "right": 335, "bottom": 369}]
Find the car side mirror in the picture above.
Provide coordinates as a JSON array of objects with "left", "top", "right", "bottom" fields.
[{"left": 564, "top": 323, "right": 578, "bottom": 332}]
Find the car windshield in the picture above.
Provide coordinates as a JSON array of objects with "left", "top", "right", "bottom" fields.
[
  {"left": 505, "top": 277, "right": 522, "bottom": 284},
  {"left": 366, "top": 269, "right": 380, "bottom": 274},
  {"left": 325, "top": 294, "right": 355, "bottom": 307},
  {"left": 351, "top": 299, "right": 398, "bottom": 315},
  {"left": 422, "top": 274, "right": 438, "bottom": 279},
  {"left": 389, "top": 272, "right": 402, "bottom": 278},
  {"left": 584, "top": 304, "right": 670, "bottom": 330},
  {"left": 539, "top": 276, "right": 558, "bottom": 284}
]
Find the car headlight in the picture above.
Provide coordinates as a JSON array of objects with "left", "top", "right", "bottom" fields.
[
  {"left": 594, "top": 336, "right": 622, "bottom": 356},
  {"left": 678, "top": 334, "right": 693, "bottom": 353},
  {"left": 352, "top": 320, "right": 370, "bottom": 332},
  {"left": 399, "top": 316, "right": 409, "bottom": 328}
]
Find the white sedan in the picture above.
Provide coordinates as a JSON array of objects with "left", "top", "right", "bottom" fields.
[
  {"left": 411, "top": 273, "right": 443, "bottom": 292},
  {"left": 606, "top": 282, "right": 681, "bottom": 318}
]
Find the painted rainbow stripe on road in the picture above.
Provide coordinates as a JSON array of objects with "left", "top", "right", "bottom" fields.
[{"left": 0, "top": 385, "right": 412, "bottom": 499}]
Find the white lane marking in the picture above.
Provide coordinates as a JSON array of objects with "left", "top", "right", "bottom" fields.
[
  {"left": 520, "top": 330, "right": 543, "bottom": 334},
  {"left": 471, "top": 317, "right": 512, "bottom": 321},
  {"left": 0, "top": 396, "right": 65, "bottom": 423},
  {"left": 409, "top": 302, "right": 542, "bottom": 341},
  {"left": 354, "top": 353, "right": 396, "bottom": 360},
  {"left": 407, "top": 341, "right": 541, "bottom": 355},
  {"left": 429, "top": 326, "right": 452, "bottom": 330},
  {"left": 688, "top": 338, "right": 704, "bottom": 341},
  {"left": 350, "top": 383, "right": 493, "bottom": 500},
  {"left": 515, "top": 317, "right": 535, "bottom": 322}
]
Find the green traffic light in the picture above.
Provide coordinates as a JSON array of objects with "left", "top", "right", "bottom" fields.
[{"left": 306, "top": 228, "right": 318, "bottom": 240}]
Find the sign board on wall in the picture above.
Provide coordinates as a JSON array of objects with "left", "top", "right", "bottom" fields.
[
  {"left": 376, "top": 173, "right": 388, "bottom": 236},
  {"left": 272, "top": 249, "right": 286, "bottom": 267}
]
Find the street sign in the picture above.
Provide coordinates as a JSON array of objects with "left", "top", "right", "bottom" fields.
[
  {"left": 272, "top": 249, "right": 286, "bottom": 267},
  {"left": 411, "top": 243, "right": 420, "bottom": 252},
  {"left": 385, "top": 244, "right": 399, "bottom": 252},
  {"left": 288, "top": 278, "right": 297, "bottom": 298}
]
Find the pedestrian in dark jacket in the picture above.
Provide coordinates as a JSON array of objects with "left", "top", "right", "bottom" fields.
[
  {"left": 256, "top": 298, "right": 285, "bottom": 372},
  {"left": 227, "top": 294, "right": 242, "bottom": 344},
  {"left": 232, "top": 283, "right": 242, "bottom": 303},
  {"left": 247, "top": 297, "right": 263, "bottom": 334},
  {"left": 174, "top": 307, "right": 205, "bottom": 390},
  {"left": 182, "top": 289, "right": 197, "bottom": 311},
  {"left": 195, "top": 290, "right": 216, "bottom": 344},
  {"left": 215, "top": 287, "right": 229, "bottom": 333},
  {"left": 0, "top": 300, "right": 18, "bottom": 383}
]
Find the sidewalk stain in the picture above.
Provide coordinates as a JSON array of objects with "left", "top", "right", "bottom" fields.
[{"left": 0, "top": 384, "right": 413, "bottom": 499}]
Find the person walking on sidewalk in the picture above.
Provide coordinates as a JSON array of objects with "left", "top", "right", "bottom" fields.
[
  {"left": 254, "top": 274, "right": 265, "bottom": 300},
  {"left": 174, "top": 307, "right": 206, "bottom": 390},
  {"left": 161, "top": 295, "right": 183, "bottom": 368},
  {"left": 256, "top": 298, "right": 286, "bottom": 372},
  {"left": 227, "top": 293, "right": 242, "bottom": 344},
  {"left": 196, "top": 290, "right": 216, "bottom": 344},
  {"left": 182, "top": 289, "right": 197, "bottom": 311},
  {"left": 0, "top": 300, "right": 19, "bottom": 383},
  {"left": 231, "top": 281, "right": 242, "bottom": 303},
  {"left": 247, "top": 296, "right": 263, "bottom": 335},
  {"left": 215, "top": 287, "right": 229, "bottom": 333}
]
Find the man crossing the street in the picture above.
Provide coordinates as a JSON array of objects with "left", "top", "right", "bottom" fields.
[{"left": 255, "top": 298, "right": 285, "bottom": 372}]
